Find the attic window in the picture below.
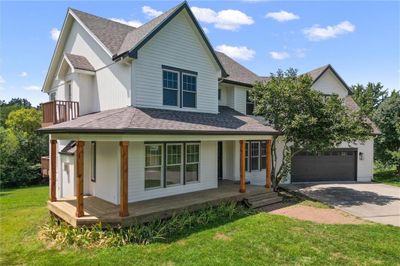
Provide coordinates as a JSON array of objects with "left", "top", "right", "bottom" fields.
[{"left": 246, "top": 90, "right": 254, "bottom": 115}]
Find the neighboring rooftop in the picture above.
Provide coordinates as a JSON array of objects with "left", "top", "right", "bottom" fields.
[
  {"left": 39, "top": 106, "right": 280, "bottom": 135},
  {"left": 65, "top": 53, "right": 95, "bottom": 71}
]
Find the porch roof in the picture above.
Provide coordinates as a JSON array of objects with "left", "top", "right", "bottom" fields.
[{"left": 39, "top": 106, "right": 280, "bottom": 135}]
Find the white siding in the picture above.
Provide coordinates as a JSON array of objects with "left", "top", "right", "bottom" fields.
[
  {"left": 132, "top": 11, "right": 220, "bottom": 113},
  {"left": 60, "top": 154, "right": 75, "bottom": 198},
  {"left": 234, "top": 85, "right": 247, "bottom": 114},
  {"left": 128, "top": 141, "right": 218, "bottom": 202},
  {"left": 50, "top": 20, "right": 130, "bottom": 113},
  {"left": 311, "top": 69, "right": 348, "bottom": 98}
]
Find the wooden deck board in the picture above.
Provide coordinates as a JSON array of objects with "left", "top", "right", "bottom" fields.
[{"left": 48, "top": 180, "right": 268, "bottom": 227}]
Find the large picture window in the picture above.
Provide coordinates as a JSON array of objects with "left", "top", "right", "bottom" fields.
[
  {"left": 145, "top": 144, "right": 163, "bottom": 189},
  {"left": 182, "top": 74, "right": 197, "bottom": 108},
  {"left": 163, "top": 70, "right": 179, "bottom": 106},
  {"left": 166, "top": 144, "right": 183, "bottom": 186},
  {"left": 185, "top": 143, "right": 200, "bottom": 183}
]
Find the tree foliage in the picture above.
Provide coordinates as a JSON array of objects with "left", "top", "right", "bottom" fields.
[
  {"left": 251, "top": 69, "right": 372, "bottom": 187},
  {"left": 352, "top": 82, "right": 388, "bottom": 117},
  {"left": 0, "top": 99, "right": 47, "bottom": 188},
  {"left": 373, "top": 91, "right": 400, "bottom": 175}
]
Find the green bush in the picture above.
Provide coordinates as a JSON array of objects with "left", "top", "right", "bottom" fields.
[{"left": 40, "top": 202, "right": 253, "bottom": 248}]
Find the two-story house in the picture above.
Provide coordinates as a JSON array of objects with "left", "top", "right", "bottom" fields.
[{"left": 39, "top": 1, "right": 377, "bottom": 227}]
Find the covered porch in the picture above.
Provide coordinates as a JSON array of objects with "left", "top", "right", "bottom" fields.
[{"left": 48, "top": 180, "right": 270, "bottom": 227}]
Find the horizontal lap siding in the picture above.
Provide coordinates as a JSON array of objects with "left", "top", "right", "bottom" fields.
[
  {"left": 132, "top": 12, "right": 219, "bottom": 113},
  {"left": 128, "top": 141, "right": 218, "bottom": 203}
]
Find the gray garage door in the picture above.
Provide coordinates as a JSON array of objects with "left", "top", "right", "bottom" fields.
[{"left": 291, "top": 149, "right": 357, "bottom": 182}]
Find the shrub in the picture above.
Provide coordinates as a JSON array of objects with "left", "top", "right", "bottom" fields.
[{"left": 40, "top": 202, "right": 253, "bottom": 248}]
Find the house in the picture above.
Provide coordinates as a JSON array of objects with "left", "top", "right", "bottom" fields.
[{"left": 39, "top": 1, "right": 377, "bottom": 226}]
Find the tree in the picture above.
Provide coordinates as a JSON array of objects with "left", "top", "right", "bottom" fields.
[
  {"left": 0, "top": 98, "right": 32, "bottom": 127},
  {"left": 373, "top": 91, "right": 400, "bottom": 175},
  {"left": 352, "top": 82, "right": 388, "bottom": 116},
  {"left": 251, "top": 69, "right": 372, "bottom": 188}
]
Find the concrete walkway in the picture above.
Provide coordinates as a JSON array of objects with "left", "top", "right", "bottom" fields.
[{"left": 282, "top": 183, "right": 400, "bottom": 226}]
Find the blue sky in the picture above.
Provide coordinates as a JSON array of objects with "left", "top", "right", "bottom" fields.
[{"left": 0, "top": 0, "right": 399, "bottom": 106}]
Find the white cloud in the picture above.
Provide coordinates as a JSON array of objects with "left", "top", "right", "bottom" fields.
[
  {"left": 215, "top": 45, "right": 255, "bottom": 60},
  {"left": 191, "top": 7, "right": 254, "bottom": 31},
  {"left": 23, "top": 85, "right": 41, "bottom": 91},
  {"left": 110, "top": 18, "right": 143, "bottom": 28},
  {"left": 269, "top": 51, "right": 290, "bottom": 60},
  {"left": 19, "top": 72, "right": 28, "bottom": 77},
  {"left": 50, "top": 28, "right": 60, "bottom": 41},
  {"left": 303, "top": 21, "right": 355, "bottom": 41},
  {"left": 0, "top": 75, "right": 5, "bottom": 84},
  {"left": 142, "top": 6, "right": 163, "bottom": 18},
  {"left": 265, "top": 10, "right": 299, "bottom": 22},
  {"left": 202, "top": 27, "right": 209, "bottom": 34},
  {"left": 294, "top": 48, "right": 307, "bottom": 58}
]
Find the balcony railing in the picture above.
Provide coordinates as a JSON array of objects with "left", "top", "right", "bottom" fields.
[
  {"left": 41, "top": 156, "right": 49, "bottom": 177},
  {"left": 42, "top": 100, "right": 79, "bottom": 127}
]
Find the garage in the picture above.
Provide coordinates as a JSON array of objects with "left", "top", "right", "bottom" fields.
[{"left": 291, "top": 149, "right": 357, "bottom": 182}]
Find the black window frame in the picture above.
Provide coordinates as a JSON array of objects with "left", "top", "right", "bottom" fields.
[
  {"left": 162, "top": 69, "right": 179, "bottom": 107},
  {"left": 162, "top": 65, "right": 197, "bottom": 109}
]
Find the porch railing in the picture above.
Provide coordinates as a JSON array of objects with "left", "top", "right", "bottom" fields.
[
  {"left": 41, "top": 156, "right": 49, "bottom": 177},
  {"left": 41, "top": 100, "right": 79, "bottom": 127}
]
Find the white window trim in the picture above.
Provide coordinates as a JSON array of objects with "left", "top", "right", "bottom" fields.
[
  {"left": 166, "top": 143, "right": 184, "bottom": 187},
  {"left": 185, "top": 143, "right": 200, "bottom": 184},
  {"left": 182, "top": 73, "right": 197, "bottom": 109},
  {"left": 162, "top": 69, "right": 180, "bottom": 107}
]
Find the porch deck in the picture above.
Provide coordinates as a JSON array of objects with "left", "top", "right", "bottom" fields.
[{"left": 48, "top": 180, "right": 267, "bottom": 227}]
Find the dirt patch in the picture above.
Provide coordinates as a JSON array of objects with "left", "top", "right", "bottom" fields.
[
  {"left": 268, "top": 205, "right": 366, "bottom": 224},
  {"left": 213, "top": 232, "right": 232, "bottom": 241}
]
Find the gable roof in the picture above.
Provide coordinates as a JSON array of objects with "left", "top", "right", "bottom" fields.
[
  {"left": 39, "top": 106, "right": 279, "bottom": 135},
  {"left": 70, "top": 8, "right": 135, "bottom": 55},
  {"left": 304, "top": 64, "right": 353, "bottom": 95},
  {"left": 216, "top": 51, "right": 264, "bottom": 87},
  {"left": 65, "top": 53, "right": 95, "bottom": 71}
]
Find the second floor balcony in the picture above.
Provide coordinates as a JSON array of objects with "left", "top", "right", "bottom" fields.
[{"left": 42, "top": 100, "right": 79, "bottom": 127}]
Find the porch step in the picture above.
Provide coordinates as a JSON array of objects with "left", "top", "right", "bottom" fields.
[{"left": 244, "top": 192, "right": 283, "bottom": 209}]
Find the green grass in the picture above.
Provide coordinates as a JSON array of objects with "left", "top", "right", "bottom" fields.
[
  {"left": 373, "top": 168, "right": 400, "bottom": 187},
  {"left": 1, "top": 186, "right": 400, "bottom": 265}
]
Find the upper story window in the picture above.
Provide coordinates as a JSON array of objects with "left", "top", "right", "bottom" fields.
[
  {"left": 182, "top": 74, "right": 197, "bottom": 108},
  {"left": 246, "top": 90, "right": 254, "bottom": 115},
  {"left": 163, "top": 70, "right": 179, "bottom": 106},
  {"left": 162, "top": 65, "right": 197, "bottom": 109},
  {"left": 49, "top": 92, "right": 56, "bottom": 101}
]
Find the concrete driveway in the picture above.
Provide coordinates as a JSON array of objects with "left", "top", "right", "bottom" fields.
[{"left": 282, "top": 183, "right": 400, "bottom": 226}]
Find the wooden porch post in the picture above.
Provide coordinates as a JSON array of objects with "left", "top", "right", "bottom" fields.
[
  {"left": 75, "top": 141, "right": 84, "bottom": 217},
  {"left": 239, "top": 140, "right": 246, "bottom": 193},
  {"left": 50, "top": 139, "right": 57, "bottom": 202},
  {"left": 119, "top": 141, "right": 129, "bottom": 217},
  {"left": 266, "top": 139, "right": 272, "bottom": 190}
]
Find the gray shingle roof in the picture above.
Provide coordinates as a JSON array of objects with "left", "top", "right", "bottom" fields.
[
  {"left": 65, "top": 53, "right": 95, "bottom": 71},
  {"left": 70, "top": 8, "right": 135, "bottom": 55},
  {"left": 39, "top": 106, "right": 279, "bottom": 135},
  {"left": 216, "top": 51, "right": 264, "bottom": 87}
]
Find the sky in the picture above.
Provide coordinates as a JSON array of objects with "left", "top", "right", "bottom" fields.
[{"left": 0, "top": 0, "right": 399, "bottom": 107}]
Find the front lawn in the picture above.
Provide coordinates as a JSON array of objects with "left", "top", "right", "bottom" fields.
[
  {"left": 373, "top": 168, "right": 400, "bottom": 187},
  {"left": 1, "top": 186, "right": 400, "bottom": 265}
]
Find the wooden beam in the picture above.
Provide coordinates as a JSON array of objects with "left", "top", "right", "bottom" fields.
[
  {"left": 119, "top": 141, "right": 129, "bottom": 217},
  {"left": 50, "top": 140, "right": 57, "bottom": 202},
  {"left": 266, "top": 140, "right": 272, "bottom": 190},
  {"left": 75, "top": 141, "right": 84, "bottom": 217},
  {"left": 239, "top": 140, "right": 246, "bottom": 193}
]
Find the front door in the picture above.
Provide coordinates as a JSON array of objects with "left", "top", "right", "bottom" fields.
[{"left": 217, "top": 141, "right": 223, "bottom": 180}]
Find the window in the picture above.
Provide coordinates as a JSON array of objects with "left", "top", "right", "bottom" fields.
[
  {"left": 218, "top": 89, "right": 221, "bottom": 101},
  {"left": 166, "top": 144, "right": 183, "bottom": 186},
  {"left": 185, "top": 143, "right": 200, "bottom": 183},
  {"left": 50, "top": 92, "right": 56, "bottom": 101},
  {"left": 65, "top": 82, "right": 72, "bottom": 101},
  {"left": 245, "top": 142, "right": 249, "bottom": 171},
  {"left": 145, "top": 144, "right": 163, "bottom": 189},
  {"left": 246, "top": 90, "right": 254, "bottom": 115},
  {"left": 260, "top": 141, "right": 266, "bottom": 170},
  {"left": 163, "top": 70, "right": 179, "bottom": 106},
  {"left": 251, "top": 142, "right": 260, "bottom": 170},
  {"left": 90, "top": 141, "right": 96, "bottom": 182},
  {"left": 182, "top": 74, "right": 197, "bottom": 108}
]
